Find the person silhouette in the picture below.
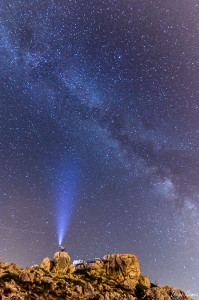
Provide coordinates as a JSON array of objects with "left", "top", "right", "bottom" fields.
[{"left": 60, "top": 245, "right": 65, "bottom": 252}]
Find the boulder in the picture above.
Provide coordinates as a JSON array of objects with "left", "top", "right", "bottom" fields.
[
  {"left": 53, "top": 251, "right": 70, "bottom": 273},
  {"left": 7, "top": 263, "right": 19, "bottom": 275},
  {"left": 83, "top": 281, "right": 95, "bottom": 296},
  {"left": 19, "top": 271, "right": 34, "bottom": 282},
  {"left": 85, "top": 259, "right": 106, "bottom": 278},
  {"left": 120, "top": 278, "right": 137, "bottom": 290},
  {"left": 39, "top": 257, "right": 51, "bottom": 272},
  {"left": 103, "top": 253, "right": 140, "bottom": 284},
  {"left": 0, "top": 262, "right": 9, "bottom": 268},
  {"left": 139, "top": 274, "right": 150, "bottom": 288},
  {"left": 145, "top": 287, "right": 168, "bottom": 300},
  {"left": 164, "top": 286, "right": 193, "bottom": 300},
  {"left": 68, "top": 264, "right": 76, "bottom": 274},
  {"left": 0, "top": 252, "right": 193, "bottom": 300},
  {"left": 145, "top": 286, "right": 192, "bottom": 300}
]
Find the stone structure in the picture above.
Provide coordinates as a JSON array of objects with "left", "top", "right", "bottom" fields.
[
  {"left": 52, "top": 250, "right": 70, "bottom": 273},
  {"left": 39, "top": 257, "right": 52, "bottom": 272},
  {"left": 139, "top": 274, "right": 151, "bottom": 289},
  {"left": 103, "top": 253, "right": 140, "bottom": 280},
  {"left": 0, "top": 251, "right": 193, "bottom": 299}
]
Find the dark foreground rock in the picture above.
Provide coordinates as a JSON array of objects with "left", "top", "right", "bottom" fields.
[{"left": 0, "top": 251, "right": 192, "bottom": 299}]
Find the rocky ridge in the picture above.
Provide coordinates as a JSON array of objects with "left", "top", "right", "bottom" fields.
[{"left": 0, "top": 251, "right": 193, "bottom": 299}]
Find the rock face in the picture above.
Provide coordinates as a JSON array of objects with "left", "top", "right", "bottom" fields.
[
  {"left": 40, "top": 257, "right": 51, "bottom": 272},
  {"left": 53, "top": 251, "right": 70, "bottom": 273},
  {"left": 145, "top": 286, "right": 191, "bottom": 300},
  {"left": 0, "top": 251, "right": 193, "bottom": 300},
  {"left": 104, "top": 253, "right": 140, "bottom": 285},
  {"left": 139, "top": 274, "right": 150, "bottom": 289}
]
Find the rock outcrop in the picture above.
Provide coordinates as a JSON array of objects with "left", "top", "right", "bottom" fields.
[
  {"left": 103, "top": 253, "right": 140, "bottom": 281},
  {"left": 53, "top": 251, "right": 70, "bottom": 273},
  {"left": 0, "top": 251, "right": 193, "bottom": 299},
  {"left": 40, "top": 257, "right": 52, "bottom": 273}
]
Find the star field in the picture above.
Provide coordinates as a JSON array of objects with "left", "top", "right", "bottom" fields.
[{"left": 0, "top": 0, "right": 199, "bottom": 297}]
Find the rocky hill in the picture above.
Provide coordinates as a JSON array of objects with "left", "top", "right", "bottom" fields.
[{"left": 0, "top": 250, "right": 193, "bottom": 299}]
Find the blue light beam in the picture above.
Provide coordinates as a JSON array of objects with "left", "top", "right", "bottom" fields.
[{"left": 56, "top": 165, "right": 77, "bottom": 246}]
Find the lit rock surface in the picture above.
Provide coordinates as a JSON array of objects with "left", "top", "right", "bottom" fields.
[
  {"left": 103, "top": 253, "right": 140, "bottom": 287},
  {"left": 0, "top": 252, "right": 193, "bottom": 299},
  {"left": 53, "top": 251, "right": 70, "bottom": 273},
  {"left": 139, "top": 274, "right": 151, "bottom": 289},
  {"left": 39, "top": 257, "right": 52, "bottom": 272}
]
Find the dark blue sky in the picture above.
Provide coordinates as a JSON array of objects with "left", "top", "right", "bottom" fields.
[{"left": 0, "top": 0, "right": 199, "bottom": 297}]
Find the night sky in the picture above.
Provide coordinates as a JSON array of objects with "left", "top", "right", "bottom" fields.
[{"left": 0, "top": 0, "right": 199, "bottom": 297}]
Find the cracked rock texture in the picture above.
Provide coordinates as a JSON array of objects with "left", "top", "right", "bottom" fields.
[{"left": 0, "top": 251, "right": 192, "bottom": 299}]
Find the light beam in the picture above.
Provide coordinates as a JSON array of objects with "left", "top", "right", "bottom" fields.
[{"left": 56, "top": 164, "right": 78, "bottom": 246}]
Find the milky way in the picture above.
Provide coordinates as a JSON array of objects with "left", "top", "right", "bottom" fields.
[{"left": 0, "top": 0, "right": 199, "bottom": 297}]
